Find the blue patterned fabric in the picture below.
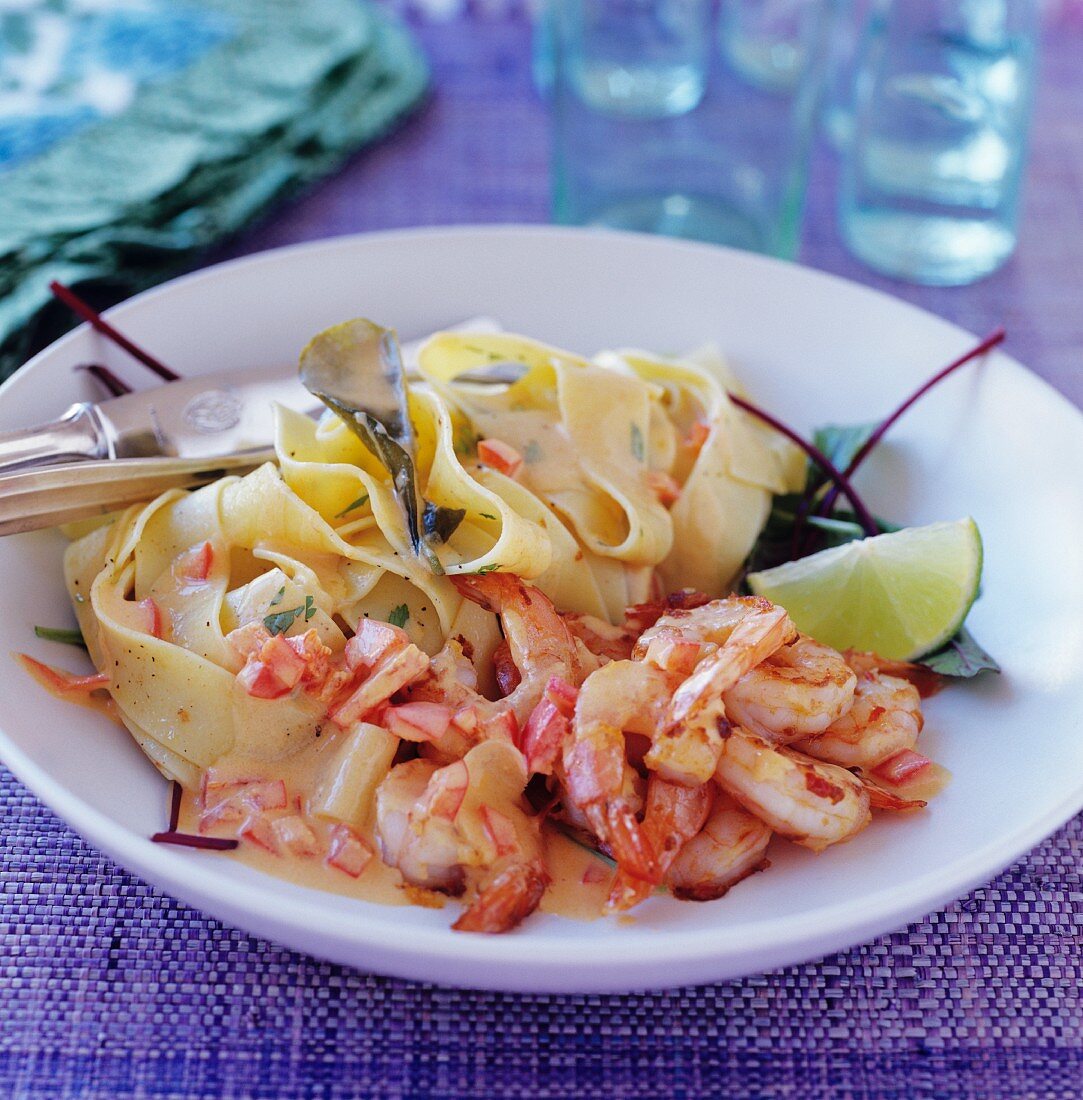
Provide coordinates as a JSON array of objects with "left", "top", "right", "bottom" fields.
[
  {"left": 0, "top": 2, "right": 235, "bottom": 170},
  {"left": 0, "top": 0, "right": 428, "bottom": 379}
]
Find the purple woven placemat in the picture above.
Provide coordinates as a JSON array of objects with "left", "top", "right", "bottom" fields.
[{"left": 2, "top": 8, "right": 1081, "bottom": 1098}]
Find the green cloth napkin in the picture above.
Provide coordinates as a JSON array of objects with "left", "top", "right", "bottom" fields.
[{"left": 0, "top": 0, "right": 428, "bottom": 380}]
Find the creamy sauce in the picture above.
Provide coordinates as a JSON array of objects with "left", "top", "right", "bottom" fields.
[{"left": 176, "top": 727, "right": 617, "bottom": 923}]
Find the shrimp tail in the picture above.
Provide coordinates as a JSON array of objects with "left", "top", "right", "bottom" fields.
[
  {"left": 453, "top": 862, "right": 550, "bottom": 933},
  {"left": 590, "top": 802, "right": 661, "bottom": 884},
  {"left": 863, "top": 781, "right": 928, "bottom": 813}
]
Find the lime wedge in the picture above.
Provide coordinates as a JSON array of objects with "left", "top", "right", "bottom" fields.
[{"left": 747, "top": 518, "right": 983, "bottom": 660}]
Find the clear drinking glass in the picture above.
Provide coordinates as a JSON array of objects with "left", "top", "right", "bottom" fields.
[
  {"left": 549, "top": 0, "right": 829, "bottom": 258},
  {"left": 838, "top": 0, "right": 1039, "bottom": 286}
]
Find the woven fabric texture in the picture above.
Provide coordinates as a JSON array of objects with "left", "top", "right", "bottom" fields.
[{"left": 2, "top": 8, "right": 1081, "bottom": 1099}]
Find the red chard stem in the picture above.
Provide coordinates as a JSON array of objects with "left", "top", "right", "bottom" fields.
[
  {"left": 728, "top": 392, "right": 880, "bottom": 537},
  {"left": 50, "top": 281, "right": 180, "bottom": 382},
  {"left": 816, "top": 327, "right": 1005, "bottom": 518},
  {"left": 78, "top": 363, "right": 131, "bottom": 397}
]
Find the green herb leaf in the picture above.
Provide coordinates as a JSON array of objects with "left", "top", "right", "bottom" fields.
[
  {"left": 269, "top": 586, "right": 286, "bottom": 607},
  {"left": 300, "top": 319, "right": 443, "bottom": 575},
  {"left": 523, "top": 441, "right": 543, "bottom": 464},
  {"left": 34, "top": 626, "right": 86, "bottom": 648},
  {"left": 474, "top": 563, "right": 501, "bottom": 575},
  {"left": 812, "top": 423, "right": 879, "bottom": 476},
  {"left": 630, "top": 422, "right": 645, "bottom": 462},
  {"left": 479, "top": 512, "right": 497, "bottom": 521},
  {"left": 264, "top": 605, "right": 304, "bottom": 635},
  {"left": 387, "top": 604, "right": 410, "bottom": 629},
  {"left": 304, "top": 595, "right": 316, "bottom": 622},
  {"left": 335, "top": 493, "right": 369, "bottom": 518},
  {"left": 915, "top": 625, "right": 1000, "bottom": 678}
]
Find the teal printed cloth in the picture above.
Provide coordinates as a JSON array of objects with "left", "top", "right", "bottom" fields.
[{"left": 0, "top": 0, "right": 429, "bottom": 379}]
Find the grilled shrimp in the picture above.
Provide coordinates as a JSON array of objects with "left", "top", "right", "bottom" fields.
[
  {"left": 375, "top": 742, "right": 549, "bottom": 932},
  {"left": 723, "top": 635, "right": 857, "bottom": 744},
  {"left": 797, "top": 667, "right": 922, "bottom": 769},
  {"left": 635, "top": 596, "right": 796, "bottom": 786},
  {"left": 666, "top": 792, "right": 772, "bottom": 901},
  {"left": 406, "top": 575, "right": 596, "bottom": 759},
  {"left": 605, "top": 776, "right": 713, "bottom": 912},
  {"left": 714, "top": 727, "right": 871, "bottom": 852},
  {"left": 451, "top": 573, "right": 596, "bottom": 724},
  {"left": 562, "top": 660, "right": 679, "bottom": 882}
]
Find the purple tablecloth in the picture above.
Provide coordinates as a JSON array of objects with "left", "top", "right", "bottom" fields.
[{"left": 3, "top": 8, "right": 1081, "bottom": 1098}]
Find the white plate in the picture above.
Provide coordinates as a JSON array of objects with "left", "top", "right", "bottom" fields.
[{"left": 1, "top": 227, "right": 1080, "bottom": 993}]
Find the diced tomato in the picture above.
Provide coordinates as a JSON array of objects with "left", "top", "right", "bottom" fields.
[
  {"left": 582, "top": 862, "right": 609, "bottom": 885},
  {"left": 226, "top": 621, "right": 272, "bottom": 662},
  {"left": 136, "top": 597, "right": 162, "bottom": 639},
  {"left": 201, "top": 779, "right": 288, "bottom": 828},
  {"left": 345, "top": 619, "right": 409, "bottom": 672},
  {"left": 240, "top": 813, "right": 278, "bottom": 854},
  {"left": 477, "top": 438, "right": 523, "bottom": 478},
  {"left": 428, "top": 760, "right": 469, "bottom": 821},
  {"left": 271, "top": 815, "right": 320, "bottom": 857},
  {"left": 329, "top": 645, "right": 429, "bottom": 728},
  {"left": 245, "top": 780, "right": 288, "bottom": 811},
  {"left": 873, "top": 749, "right": 932, "bottom": 786},
  {"left": 236, "top": 635, "right": 310, "bottom": 699},
  {"left": 176, "top": 541, "right": 214, "bottom": 585},
  {"left": 686, "top": 420, "right": 711, "bottom": 451},
  {"left": 202, "top": 768, "right": 257, "bottom": 801},
  {"left": 544, "top": 676, "right": 578, "bottom": 718},
  {"left": 479, "top": 805, "right": 519, "bottom": 858},
  {"left": 384, "top": 701, "right": 454, "bottom": 743},
  {"left": 284, "top": 629, "right": 333, "bottom": 689},
  {"left": 646, "top": 471, "right": 681, "bottom": 506},
  {"left": 326, "top": 824, "right": 373, "bottom": 878},
  {"left": 492, "top": 640, "right": 521, "bottom": 696},
  {"left": 16, "top": 654, "right": 109, "bottom": 698},
  {"left": 522, "top": 698, "right": 568, "bottom": 775}
]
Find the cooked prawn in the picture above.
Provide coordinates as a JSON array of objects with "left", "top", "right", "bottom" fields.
[
  {"left": 562, "top": 660, "right": 677, "bottom": 883},
  {"left": 714, "top": 727, "right": 871, "bottom": 852},
  {"left": 375, "top": 742, "right": 549, "bottom": 932},
  {"left": 666, "top": 791, "right": 772, "bottom": 901},
  {"left": 636, "top": 596, "right": 796, "bottom": 786},
  {"left": 605, "top": 776, "right": 712, "bottom": 912},
  {"left": 723, "top": 635, "right": 856, "bottom": 744},
  {"left": 452, "top": 573, "right": 595, "bottom": 724},
  {"left": 797, "top": 668, "right": 922, "bottom": 769}
]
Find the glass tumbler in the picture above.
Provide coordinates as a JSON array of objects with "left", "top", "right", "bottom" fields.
[
  {"left": 549, "top": 0, "right": 829, "bottom": 258},
  {"left": 838, "top": 0, "right": 1039, "bottom": 286}
]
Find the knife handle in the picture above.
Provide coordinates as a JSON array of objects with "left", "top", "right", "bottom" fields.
[{"left": 0, "top": 404, "right": 108, "bottom": 473}]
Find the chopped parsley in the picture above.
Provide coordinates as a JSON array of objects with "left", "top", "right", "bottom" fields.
[
  {"left": 387, "top": 603, "right": 410, "bottom": 629},
  {"left": 474, "top": 563, "right": 501, "bottom": 575},
  {"left": 334, "top": 493, "right": 369, "bottom": 518},
  {"left": 269, "top": 586, "right": 286, "bottom": 607},
  {"left": 630, "top": 422, "right": 645, "bottom": 462},
  {"left": 479, "top": 512, "right": 497, "bottom": 521},
  {"left": 523, "top": 441, "right": 543, "bottom": 464},
  {"left": 263, "top": 595, "right": 316, "bottom": 636}
]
